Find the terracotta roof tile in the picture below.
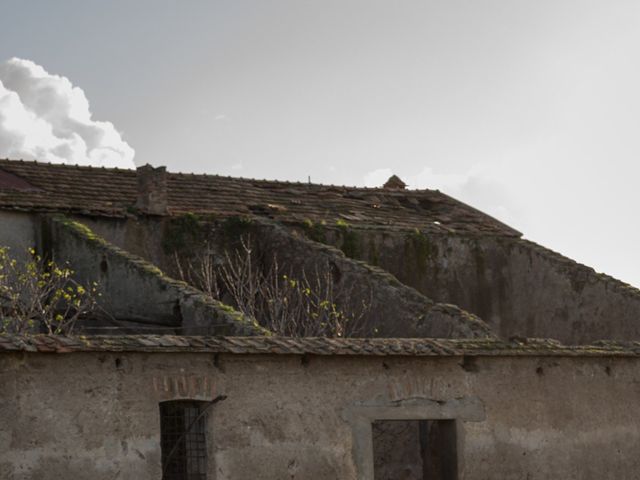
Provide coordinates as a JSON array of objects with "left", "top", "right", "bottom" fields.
[
  {"left": 0, "top": 159, "right": 520, "bottom": 236},
  {"left": 1, "top": 334, "right": 639, "bottom": 356}
]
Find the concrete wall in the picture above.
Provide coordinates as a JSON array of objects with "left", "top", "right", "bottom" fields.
[{"left": 1, "top": 350, "right": 638, "bottom": 480}]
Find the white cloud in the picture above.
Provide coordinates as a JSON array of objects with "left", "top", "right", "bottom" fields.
[
  {"left": 363, "top": 164, "right": 522, "bottom": 229},
  {"left": 0, "top": 58, "right": 134, "bottom": 168},
  {"left": 363, "top": 167, "right": 393, "bottom": 188}
]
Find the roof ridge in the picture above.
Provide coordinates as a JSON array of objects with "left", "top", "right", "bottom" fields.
[
  {"left": 0, "top": 158, "right": 136, "bottom": 174},
  {"left": 168, "top": 170, "right": 425, "bottom": 191},
  {"left": 0, "top": 158, "right": 447, "bottom": 192}
]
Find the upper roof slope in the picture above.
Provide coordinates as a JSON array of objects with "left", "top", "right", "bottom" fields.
[{"left": 0, "top": 158, "right": 520, "bottom": 236}]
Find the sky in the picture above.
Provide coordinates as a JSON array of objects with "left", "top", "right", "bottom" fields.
[{"left": 1, "top": 0, "right": 640, "bottom": 286}]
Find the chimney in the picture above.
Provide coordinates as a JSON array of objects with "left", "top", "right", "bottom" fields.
[
  {"left": 383, "top": 174, "right": 407, "bottom": 190},
  {"left": 135, "top": 164, "right": 168, "bottom": 215}
]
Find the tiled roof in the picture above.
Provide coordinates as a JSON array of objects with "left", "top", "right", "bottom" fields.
[
  {"left": 0, "top": 159, "right": 520, "bottom": 236},
  {"left": 1, "top": 334, "right": 639, "bottom": 356}
]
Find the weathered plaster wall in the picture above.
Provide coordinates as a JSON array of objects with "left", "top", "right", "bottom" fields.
[
  {"left": 307, "top": 226, "right": 640, "bottom": 344},
  {"left": 77, "top": 215, "right": 167, "bottom": 268},
  {"left": 72, "top": 213, "right": 640, "bottom": 343},
  {"left": 74, "top": 215, "right": 492, "bottom": 339},
  {"left": 0, "top": 211, "right": 36, "bottom": 264},
  {"left": 251, "top": 220, "right": 492, "bottom": 338},
  {"left": 46, "top": 217, "right": 265, "bottom": 335},
  {"left": 0, "top": 351, "right": 638, "bottom": 480}
]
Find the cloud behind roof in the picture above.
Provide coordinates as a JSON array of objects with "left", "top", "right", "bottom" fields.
[{"left": 0, "top": 58, "right": 134, "bottom": 168}]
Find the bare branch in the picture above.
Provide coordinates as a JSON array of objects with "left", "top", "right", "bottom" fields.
[{"left": 172, "top": 236, "right": 370, "bottom": 337}]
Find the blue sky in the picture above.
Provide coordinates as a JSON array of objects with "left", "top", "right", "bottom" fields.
[{"left": 2, "top": 0, "right": 640, "bottom": 287}]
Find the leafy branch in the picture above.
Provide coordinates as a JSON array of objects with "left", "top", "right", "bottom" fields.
[{"left": 0, "top": 246, "right": 100, "bottom": 335}]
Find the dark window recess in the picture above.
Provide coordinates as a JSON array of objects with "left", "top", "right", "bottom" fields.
[
  {"left": 372, "top": 419, "right": 457, "bottom": 480},
  {"left": 160, "top": 401, "right": 208, "bottom": 480}
]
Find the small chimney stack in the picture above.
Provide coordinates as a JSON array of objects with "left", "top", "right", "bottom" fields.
[
  {"left": 383, "top": 174, "right": 407, "bottom": 190},
  {"left": 135, "top": 164, "right": 168, "bottom": 215}
]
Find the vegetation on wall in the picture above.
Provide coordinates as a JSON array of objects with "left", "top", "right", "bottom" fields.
[
  {"left": 301, "top": 218, "right": 327, "bottom": 243},
  {"left": 56, "top": 215, "right": 266, "bottom": 336},
  {"left": 406, "top": 229, "right": 435, "bottom": 275},
  {"left": 368, "top": 237, "right": 380, "bottom": 266},
  {"left": 0, "top": 246, "right": 100, "bottom": 335},
  {"left": 162, "top": 214, "right": 255, "bottom": 255},
  {"left": 161, "top": 212, "right": 205, "bottom": 254},
  {"left": 174, "top": 235, "right": 370, "bottom": 337},
  {"left": 336, "top": 219, "right": 360, "bottom": 259},
  {"left": 220, "top": 216, "right": 254, "bottom": 248}
]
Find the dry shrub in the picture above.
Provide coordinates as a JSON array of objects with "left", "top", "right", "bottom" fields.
[{"left": 175, "top": 237, "right": 370, "bottom": 337}]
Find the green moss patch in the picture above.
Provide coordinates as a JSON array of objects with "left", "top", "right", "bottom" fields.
[
  {"left": 405, "top": 229, "right": 435, "bottom": 275},
  {"left": 301, "top": 218, "right": 327, "bottom": 243},
  {"left": 220, "top": 216, "right": 254, "bottom": 247},
  {"left": 336, "top": 220, "right": 360, "bottom": 259},
  {"left": 162, "top": 213, "right": 205, "bottom": 254}
]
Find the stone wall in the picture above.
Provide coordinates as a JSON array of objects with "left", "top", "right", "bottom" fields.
[{"left": 1, "top": 350, "right": 638, "bottom": 479}]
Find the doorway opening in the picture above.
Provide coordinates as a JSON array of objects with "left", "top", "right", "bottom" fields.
[{"left": 372, "top": 419, "right": 457, "bottom": 480}]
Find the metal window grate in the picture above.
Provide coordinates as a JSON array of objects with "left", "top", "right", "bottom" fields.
[{"left": 160, "top": 401, "right": 208, "bottom": 480}]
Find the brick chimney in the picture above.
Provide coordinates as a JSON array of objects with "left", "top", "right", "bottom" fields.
[
  {"left": 135, "top": 164, "right": 168, "bottom": 215},
  {"left": 383, "top": 174, "right": 407, "bottom": 190}
]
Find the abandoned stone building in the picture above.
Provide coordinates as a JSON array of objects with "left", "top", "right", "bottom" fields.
[{"left": 1, "top": 158, "right": 640, "bottom": 479}]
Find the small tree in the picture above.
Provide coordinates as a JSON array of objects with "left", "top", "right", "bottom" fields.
[{"left": 0, "top": 246, "right": 99, "bottom": 335}]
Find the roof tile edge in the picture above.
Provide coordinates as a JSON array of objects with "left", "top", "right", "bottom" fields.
[{"left": 1, "top": 334, "right": 640, "bottom": 356}]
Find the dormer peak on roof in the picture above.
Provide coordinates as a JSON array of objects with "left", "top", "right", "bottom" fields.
[{"left": 383, "top": 174, "right": 406, "bottom": 190}]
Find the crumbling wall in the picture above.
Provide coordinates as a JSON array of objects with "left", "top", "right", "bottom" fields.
[
  {"left": 2, "top": 350, "right": 640, "bottom": 480},
  {"left": 76, "top": 215, "right": 168, "bottom": 268},
  {"left": 78, "top": 214, "right": 493, "bottom": 339},
  {"left": 251, "top": 220, "right": 492, "bottom": 338},
  {"left": 74, "top": 212, "right": 640, "bottom": 343},
  {"left": 297, "top": 224, "right": 640, "bottom": 344},
  {"left": 46, "top": 216, "right": 266, "bottom": 336}
]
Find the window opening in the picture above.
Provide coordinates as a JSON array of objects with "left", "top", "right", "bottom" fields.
[
  {"left": 160, "top": 400, "right": 207, "bottom": 480},
  {"left": 372, "top": 419, "right": 457, "bottom": 480}
]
